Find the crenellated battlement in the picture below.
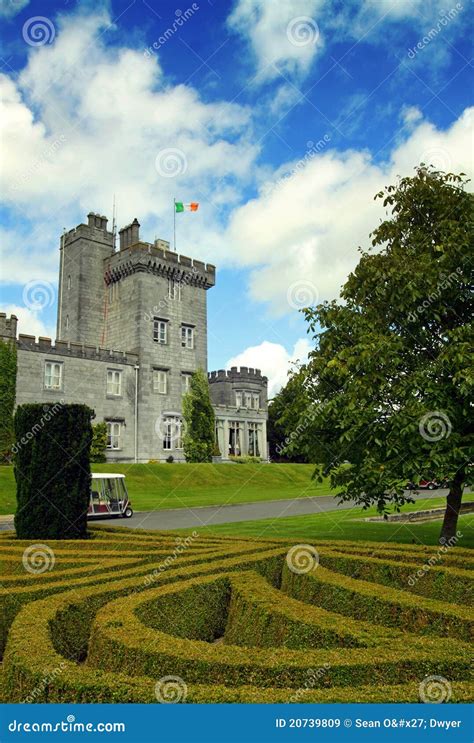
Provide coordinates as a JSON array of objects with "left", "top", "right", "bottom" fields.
[
  {"left": 208, "top": 367, "right": 267, "bottom": 383},
  {"left": 105, "top": 243, "right": 215, "bottom": 288},
  {"left": 16, "top": 334, "right": 138, "bottom": 365},
  {"left": 0, "top": 313, "right": 18, "bottom": 340}
]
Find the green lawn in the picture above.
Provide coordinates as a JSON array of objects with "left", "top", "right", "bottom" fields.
[
  {"left": 0, "top": 462, "right": 336, "bottom": 515},
  {"left": 179, "top": 496, "right": 474, "bottom": 548}
]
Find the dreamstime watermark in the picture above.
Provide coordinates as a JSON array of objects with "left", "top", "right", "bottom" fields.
[
  {"left": 12, "top": 401, "right": 64, "bottom": 455},
  {"left": 407, "top": 4, "right": 463, "bottom": 58},
  {"left": 22, "top": 16, "right": 55, "bottom": 46},
  {"left": 287, "top": 279, "right": 319, "bottom": 310},
  {"left": 271, "top": 135, "right": 331, "bottom": 194},
  {"left": 10, "top": 134, "right": 67, "bottom": 192},
  {"left": 23, "top": 662, "right": 67, "bottom": 703},
  {"left": 419, "top": 411, "right": 452, "bottom": 442},
  {"left": 22, "top": 544, "right": 56, "bottom": 574},
  {"left": 407, "top": 531, "right": 462, "bottom": 587},
  {"left": 286, "top": 16, "right": 319, "bottom": 47},
  {"left": 286, "top": 544, "right": 320, "bottom": 574},
  {"left": 419, "top": 675, "right": 452, "bottom": 703},
  {"left": 290, "top": 664, "right": 331, "bottom": 702},
  {"left": 407, "top": 267, "right": 462, "bottom": 321},
  {"left": 155, "top": 147, "right": 188, "bottom": 178},
  {"left": 144, "top": 532, "right": 199, "bottom": 586},
  {"left": 155, "top": 675, "right": 188, "bottom": 703},
  {"left": 22, "top": 279, "right": 56, "bottom": 311},
  {"left": 144, "top": 4, "right": 200, "bottom": 56}
]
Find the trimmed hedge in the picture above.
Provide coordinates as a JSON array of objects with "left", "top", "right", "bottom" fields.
[
  {"left": 14, "top": 403, "right": 93, "bottom": 539},
  {"left": 1, "top": 529, "right": 472, "bottom": 703}
]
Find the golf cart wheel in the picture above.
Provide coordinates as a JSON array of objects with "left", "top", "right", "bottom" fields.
[
  {"left": 427, "top": 483, "right": 436, "bottom": 490},
  {"left": 123, "top": 507, "right": 133, "bottom": 518}
]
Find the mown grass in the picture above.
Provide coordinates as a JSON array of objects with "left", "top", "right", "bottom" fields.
[
  {"left": 0, "top": 463, "right": 336, "bottom": 515},
  {"left": 179, "top": 497, "right": 474, "bottom": 548}
]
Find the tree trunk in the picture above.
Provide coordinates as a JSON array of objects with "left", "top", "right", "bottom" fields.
[{"left": 439, "top": 471, "right": 464, "bottom": 544}]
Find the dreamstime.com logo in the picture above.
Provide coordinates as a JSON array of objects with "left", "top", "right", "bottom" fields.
[
  {"left": 419, "top": 675, "right": 452, "bottom": 703},
  {"left": 22, "top": 544, "right": 56, "bottom": 574},
  {"left": 286, "top": 16, "right": 320, "bottom": 47},
  {"left": 22, "top": 16, "right": 55, "bottom": 46},
  {"left": 155, "top": 147, "right": 188, "bottom": 178},
  {"left": 155, "top": 675, "right": 188, "bottom": 703},
  {"left": 286, "top": 544, "right": 320, "bottom": 574},
  {"left": 8, "top": 716, "right": 125, "bottom": 733},
  {"left": 419, "top": 411, "right": 452, "bottom": 442}
]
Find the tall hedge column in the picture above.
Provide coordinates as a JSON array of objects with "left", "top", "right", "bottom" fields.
[{"left": 14, "top": 403, "right": 94, "bottom": 540}]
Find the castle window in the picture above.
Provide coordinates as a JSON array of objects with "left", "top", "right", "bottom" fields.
[
  {"left": 162, "top": 416, "right": 183, "bottom": 450},
  {"left": 168, "top": 279, "right": 181, "bottom": 301},
  {"left": 67, "top": 275, "right": 71, "bottom": 290},
  {"left": 153, "top": 369, "right": 168, "bottom": 394},
  {"left": 228, "top": 421, "right": 241, "bottom": 456},
  {"left": 244, "top": 392, "right": 252, "bottom": 408},
  {"left": 153, "top": 318, "right": 168, "bottom": 344},
  {"left": 65, "top": 315, "right": 69, "bottom": 330},
  {"left": 181, "top": 372, "right": 192, "bottom": 394},
  {"left": 106, "top": 369, "right": 122, "bottom": 396},
  {"left": 248, "top": 423, "right": 260, "bottom": 457},
  {"left": 44, "top": 362, "right": 62, "bottom": 391},
  {"left": 235, "top": 391, "right": 242, "bottom": 408},
  {"left": 252, "top": 393, "right": 260, "bottom": 410},
  {"left": 181, "top": 324, "right": 194, "bottom": 349},
  {"left": 106, "top": 421, "right": 122, "bottom": 450}
]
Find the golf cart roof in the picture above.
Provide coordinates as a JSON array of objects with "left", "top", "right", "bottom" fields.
[{"left": 91, "top": 473, "right": 126, "bottom": 479}]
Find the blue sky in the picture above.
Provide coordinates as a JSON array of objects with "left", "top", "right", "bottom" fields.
[{"left": 0, "top": 0, "right": 472, "bottom": 394}]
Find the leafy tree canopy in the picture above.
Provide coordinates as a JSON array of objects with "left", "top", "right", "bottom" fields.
[
  {"left": 299, "top": 167, "right": 473, "bottom": 542},
  {"left": 182, "top": 368, "right": 215, "bottom": 463}
]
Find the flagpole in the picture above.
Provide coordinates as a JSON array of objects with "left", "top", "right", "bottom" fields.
[{"left": 173, "top": 197, "right": 176, "bottom": 252}]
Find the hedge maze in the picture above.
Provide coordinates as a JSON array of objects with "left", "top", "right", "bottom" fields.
[{"left": 1, "top": 527, "right": 472, "bottom": 703}]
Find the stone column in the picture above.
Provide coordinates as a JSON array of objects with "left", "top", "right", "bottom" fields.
[
  {"left": 258, "top": 419, "right": 267, "bottom": 460},
  {"left": 222, "top": 419, "right": 229, "bottom": 460},
  {"left": 241, "top": 420, "right": 248, "bottom": 456}
]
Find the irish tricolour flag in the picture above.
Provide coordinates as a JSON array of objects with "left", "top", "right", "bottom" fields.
[{"left": 175, "top": 201, "right": 199, "bottom": 212}]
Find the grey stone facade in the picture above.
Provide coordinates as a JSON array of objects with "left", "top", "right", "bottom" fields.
[{"left": 2, "top": 213, "right": 268, "bottom": 462}]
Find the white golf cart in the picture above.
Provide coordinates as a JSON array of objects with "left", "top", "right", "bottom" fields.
[{"left": 87, "top": 473, "right": 133, "bottom": 520}]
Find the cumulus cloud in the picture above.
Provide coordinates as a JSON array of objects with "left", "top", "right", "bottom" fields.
[
  {"left": 0, "top": 9, "right": 258, "bottom": 280},
  {"left": 222, "top": 107, "right": 473, "bottom": 314},
  {"left": 0, "top": 0, "right": 30, "bottom": 18},
  {"left": 227, "top": 0, "right": 324, "bottom": 82},
  {"left": 0, "top": 304, "right": 55, "bottom": 339},
  {"left": 226, "top": 338, "right": 311, "bottom": 397}
]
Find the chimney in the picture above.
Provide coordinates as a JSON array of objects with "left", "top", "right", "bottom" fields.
[
  {"left": 87, "top": 212, "right": 108, "bottom": 230},
  {"left": 119, "top": 218, "right": 140, "bottom": 250}
]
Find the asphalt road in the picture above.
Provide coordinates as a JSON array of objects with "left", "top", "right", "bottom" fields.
[
  {"left": 0, "top": 489, "right": 452, "bottom": 533},
  {"left": 90, "top": 489, "right": 448, "bottom": 531}
]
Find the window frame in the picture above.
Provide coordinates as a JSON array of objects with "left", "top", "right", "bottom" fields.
[
  {"left": 44, "top": 361, "right": 63, "bottom": 391},
  {"left": 181, "top": 324, "right": 194, "bottom": 349},
  {"left": 106, "top": 420, "right": 122, "bottom": 450},
  {"left": 106, "top": 369, "right": 122, "bottom": 397},
  {"left": 153, "top": 317, "right": 168, "bottom": 345},
  {"left": 153, "top": 368, "right": 168, "bottom": 395}
]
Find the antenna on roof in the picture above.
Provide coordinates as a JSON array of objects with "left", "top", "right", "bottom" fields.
[{"left": 112, "top": 194, "right": 117, "bottom": 251}]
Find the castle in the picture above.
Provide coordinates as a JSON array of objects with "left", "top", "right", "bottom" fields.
[{"left": 1, "top": 213, "right": 268, "bottom": 462}]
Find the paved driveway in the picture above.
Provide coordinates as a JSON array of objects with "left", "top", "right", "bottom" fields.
[{"left": 0, "top": 490, "right": 451, "bottom": 532}]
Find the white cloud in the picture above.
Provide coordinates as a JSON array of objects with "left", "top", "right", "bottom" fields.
[
  {"left": 0, "top": 304, "right": 55, "bottom": 339},
  {"left": 222, "top": 107, "right": 473, "bottom": 314},
  {"left": 0, "top": 9, "right": 258, "bottom": 281},
  {"left": 0, "top": 0, "right": 30, "bottom": 18},
  {"left": 226, "top": 338, "right": 311, "bottom": 397},
  {"left": 227, "top": 0, "right": 324, "bottom": 82}
]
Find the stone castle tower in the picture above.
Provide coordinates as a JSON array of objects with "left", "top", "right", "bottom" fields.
[{"left": 3, "top": 213, "right": 268, "bottom": 462}]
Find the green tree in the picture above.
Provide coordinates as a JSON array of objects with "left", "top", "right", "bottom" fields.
[
  {"left": 300, "top": 167, "right": 473, "bottom": 543},
  {"left": 90, "top": 421, "right": 107, "bottom": 463},
  {"left": 268, "top": 364, "right": 311, "bottom": 462},
  {"left": 0, "top": 338, "right": 17, "bottom": 463},
  {"left": 182, "top": 369, "right": 215, "bottom": 463},
  {"left": 14, "top": 403, "right": 94, "bottom": 539}
]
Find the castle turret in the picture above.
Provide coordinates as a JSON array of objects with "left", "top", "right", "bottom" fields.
[
  {"left": 56, "top": 213, "right": 114, "bottom": 345},
  {"left": 0, "top": 313, "right": 18, "bottom": 341}
]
